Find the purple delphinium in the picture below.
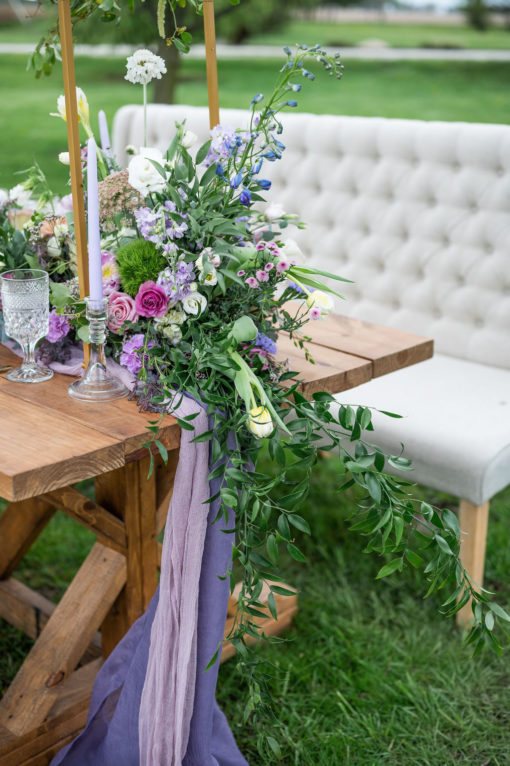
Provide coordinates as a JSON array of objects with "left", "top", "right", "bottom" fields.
[
  {"left": 46, "top": 309, "right": 70, "bottom": 343},
  {"left": 120, "top": 333, "right": 154, "bottom": 375},
  {"left": 255, "top": 332, "right": 277, "bottom": 355},
  {"left": 288, "top": 280, "right": 304, "bottom": 293},
  {"left": 239, "top": 189, "right": 252, "bottom": 207}
]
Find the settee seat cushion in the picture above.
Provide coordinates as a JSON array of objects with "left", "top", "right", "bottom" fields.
[{"left": 335, "top": 354, "right": 510, "bottom": 506}]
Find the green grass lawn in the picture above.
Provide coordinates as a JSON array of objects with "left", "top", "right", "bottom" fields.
[
  {"left": 0, "top": 55, "right": 509, "bottom": 195},
  {"left": 2, "top": 467, "right": 509, "bottom": 765}
]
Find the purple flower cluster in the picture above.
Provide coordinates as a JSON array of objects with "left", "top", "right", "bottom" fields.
[
  {"left": 255, "top": 332, "right": 277, "bottom": 355},
  {"left": 46, "top": 309, "right": 70, "bottom": 343},
  {"left": 134, "top": 202, "right": 188, "bottom": 254},
  {"left": 156, "top": 259, "right": 195, "bottom": 304},
  {"left": 120, "top": 333, "right": 155, "bottom": 375}
]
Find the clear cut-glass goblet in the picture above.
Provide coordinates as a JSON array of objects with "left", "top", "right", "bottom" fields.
[{"left": 0, "top": 268, "right": 54, "bottom": 383}]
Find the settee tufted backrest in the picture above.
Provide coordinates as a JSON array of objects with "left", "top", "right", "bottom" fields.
[{"left": 113, "top": 104, "right": 510, "bottom": 369}]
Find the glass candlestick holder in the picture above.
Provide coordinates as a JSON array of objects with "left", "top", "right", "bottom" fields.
[{"left": 68, "top": 297, "right": 129, "bottom": 402}]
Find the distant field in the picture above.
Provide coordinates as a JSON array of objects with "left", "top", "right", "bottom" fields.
[
  {"left": 1, "top": 14, "right": 510, "bottom": 50},
  {"left": 0, "top": 54, "right": 509, "bottom": 194},
  {"left": 250, "top": 18, "right": 510, "bottom": 50}
]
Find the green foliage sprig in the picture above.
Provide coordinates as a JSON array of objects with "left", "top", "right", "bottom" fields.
[{"left": 30, "top": 0, "right": 240, "bottom": 77}]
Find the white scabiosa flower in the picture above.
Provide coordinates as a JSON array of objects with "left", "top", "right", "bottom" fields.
[
  {"left": 247, "top": 406, "right": 274, "bottom": 438},
  {"left": 182, "top": 291, "right": 207, "bottom": 316},
  {"left": 306, "top": 290, "right": 334, "bottom": 319},
  {"left": 125, "top": 49, "right": 167, "bottom": 86}
]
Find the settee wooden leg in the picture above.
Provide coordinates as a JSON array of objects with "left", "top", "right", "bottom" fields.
[{"left": 457, "top": 499, "right": 490, "bottom": 628}]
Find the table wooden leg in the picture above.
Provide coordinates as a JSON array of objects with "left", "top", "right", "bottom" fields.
[
  {"left": 0, "top": 499, "right": 56, "bottom": 580},
  {"left": 0, "top": 543, "right": 126, "bottom": 737},
  {"left": 97, "top": 451, "right": 177, "bottom": 658}
]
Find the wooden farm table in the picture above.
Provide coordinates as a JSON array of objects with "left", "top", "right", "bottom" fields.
[{"left": 0, "top": 315, "right": 432, "bottom": 765}]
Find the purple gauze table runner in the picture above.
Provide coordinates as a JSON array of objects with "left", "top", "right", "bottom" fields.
[{"left": 31, "top": 356, "right": 251, "bottom": 766}]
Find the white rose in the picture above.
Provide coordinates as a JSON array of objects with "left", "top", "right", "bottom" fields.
[
  {"left": 9, "top": 184, "right": 33, "bottom": 208},
  {"left": 181, "top": 130, "right": 198, "bottom": 149},
  {"left": 128, "top": 147, "right": 166, "bottom": 196},
  {"left": 281, "top": 238, "right": 305, "bottom": 264},
  {"left": 162, "top": 323, "right": 182, "bottom": 345},
  {"left": 306, "top": 290, "right": 334, "bottom": 318},
  {"left": 59, "top": 152, "right": 70, "bottom": 165},
  {"left": 182, "top": 291, "right": 207, "bottom": 316},
  {"left": 264, "top": 202, "right": 285, "bottom": 221}
]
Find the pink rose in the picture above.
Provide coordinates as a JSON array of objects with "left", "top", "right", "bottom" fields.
[
  {"left": 108, "top": 291, "right": 138, "bottom": 333},
  {"left": 134, "top": 280, "right": 168, "bottom": 318}
]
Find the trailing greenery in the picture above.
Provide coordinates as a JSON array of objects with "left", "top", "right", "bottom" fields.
[{"left": 2, "top": 478, "right": 510, "bottom": 762}]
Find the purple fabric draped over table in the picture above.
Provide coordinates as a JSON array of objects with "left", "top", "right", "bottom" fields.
[{"left": 46, "top": 378, "right": 249, "bottom": 766}]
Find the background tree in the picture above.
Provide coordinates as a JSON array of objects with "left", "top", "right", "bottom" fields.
[{"left": 75, "top": 0, "right": 322, "bottom": 103}]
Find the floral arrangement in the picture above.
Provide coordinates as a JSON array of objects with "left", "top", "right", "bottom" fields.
[{"left": 2, "top": 44, "right": 508, "bottom": 729}]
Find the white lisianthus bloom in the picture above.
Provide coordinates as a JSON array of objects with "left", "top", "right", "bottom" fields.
[
  {"left": 9, "top": 184, "right": 33, "bottom": 208},
  {"left": 281, "top": 238, "right": 305, "bottom": 264},
  {"left": 58, "top": 152, "right": 70, "bottom": 165},
  {"left": 128, "top": 148, "right": 166, "bottom": 196},
  {"left": 181, "top": 130, "right": 198, "bottom": 149},
  {"left": 47, "top": 236, "right": 62, "bottom": 258},
  {"left": 264, "top": 201, "right": 285, "bottom": 221},
  {"left": 201, "top": 268, "right": 218, "bottom": 286},
  {"left": 195, "top": 247, "right": 221, "bottom": 271},
  {"left": 306, "top": 290, "right": 334, "bottom": 319},
  {"left": 182, "top": 291, "right": 207, "bottom": 316},
  {"left": 162, "top": 323, "right": 182, "bottom": 346},
  {"left": 247, "top": 407, "right": 274, "bottom": 439},
  {"left": 125, "top": 49, "right": 167, "bottom": 86}
]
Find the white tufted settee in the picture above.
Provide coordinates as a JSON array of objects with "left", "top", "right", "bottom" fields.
[{"left": 113, "top": 105, "right": 510, "bottom": 619}]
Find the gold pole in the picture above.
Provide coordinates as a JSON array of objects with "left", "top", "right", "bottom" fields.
[
  {"left": 203, "top": 0, "right": 220, "bottom": 129},
  {"left": 57, "top": 0, "right": 90, "bottom": 365}
]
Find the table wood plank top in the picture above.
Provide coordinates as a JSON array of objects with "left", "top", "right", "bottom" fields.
[{"left": 0, "top": 315, "right": 432, "bottom": 502}]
